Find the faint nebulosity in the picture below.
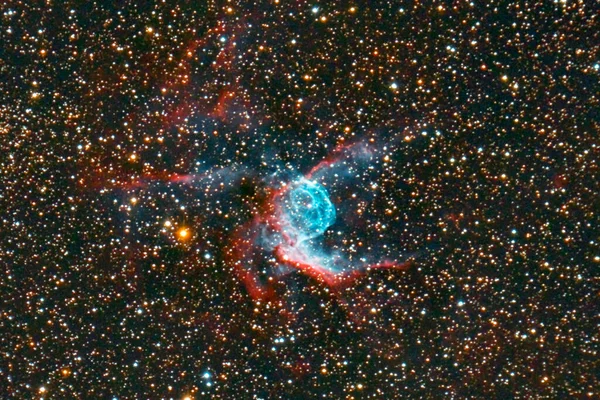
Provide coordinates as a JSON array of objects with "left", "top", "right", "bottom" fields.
[{"left": 0, "top": 1, "right": 598, "bottom": 399}]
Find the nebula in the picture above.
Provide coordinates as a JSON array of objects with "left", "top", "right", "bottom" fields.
[{"left": 226, "top": 140, "right": 418, "bottom": 301}]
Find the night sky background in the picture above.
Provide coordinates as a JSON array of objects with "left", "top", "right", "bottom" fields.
[{"left": 1, "top": 1, "right": 598, "bottom": 399}]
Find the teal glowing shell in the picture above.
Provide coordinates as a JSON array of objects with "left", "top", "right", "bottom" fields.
[{"left": 281, "top": 179, "right": 336, "bottom": 241}]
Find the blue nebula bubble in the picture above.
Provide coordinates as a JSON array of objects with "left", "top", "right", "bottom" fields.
[{"left": 281, "top": 179, "right": 336, "bottom": 242}]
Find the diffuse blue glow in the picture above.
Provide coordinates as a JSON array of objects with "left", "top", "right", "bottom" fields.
[{"left": 281, "top": 179, "right": 336, "bottom": 242}]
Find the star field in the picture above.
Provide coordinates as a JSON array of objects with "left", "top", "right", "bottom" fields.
[{"left": 1, "top": 1, "right": 598, "bottom": 399}]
